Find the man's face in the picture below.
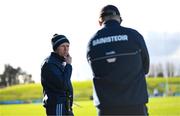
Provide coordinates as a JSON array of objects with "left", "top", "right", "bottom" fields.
[{"left": 56, "top": 42, "right": 70, "bottom": 58}]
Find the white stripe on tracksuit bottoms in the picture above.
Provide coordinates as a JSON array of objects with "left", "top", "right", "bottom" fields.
[{"left": 56, "top": 104, "right": 63, "bottom": 116}]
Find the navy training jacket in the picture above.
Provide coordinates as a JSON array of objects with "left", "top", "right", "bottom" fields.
[
  {"left": 87, "top": 20, "right": 150, "bottom": 108},
  {"left": 41, "top": 52, "right": 73, "bottom": 107}
]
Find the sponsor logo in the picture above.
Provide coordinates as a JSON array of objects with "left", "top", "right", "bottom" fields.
[{"left": 92, "top": 35, "right": 128, "bottom": 46}]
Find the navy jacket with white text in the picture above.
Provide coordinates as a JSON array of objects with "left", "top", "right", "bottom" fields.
[{"left": 87, "top": 20, "right": 150, "bottom": 108}]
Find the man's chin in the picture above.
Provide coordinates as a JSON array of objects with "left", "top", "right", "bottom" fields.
[{"left": 64, "top": 53, "right": 69, "bottom": 57}]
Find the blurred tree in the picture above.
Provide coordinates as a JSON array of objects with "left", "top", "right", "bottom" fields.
[
  {"left": 148, "top": 63, "right": 164, "bottom": 77},
  {"left": 156, "top": 63, "right": 164, "bottom": 77},
  {"left": 0, "top": 64, "right": 34, "bottom": 87},
  {"left": 20, "top": 73, "right": 34, "bottom": 84},
  {"left": 148, "top": 64, "right": 156, "bottom": 77},
  {"left": 166, "top": 62, "right": 175, "bottom": 77},
  {"left": 0, "top": 64, "right": 19, "bottom": 86},
  {"left": 177, "top": 66, "right": 180, "bottom": 77}
]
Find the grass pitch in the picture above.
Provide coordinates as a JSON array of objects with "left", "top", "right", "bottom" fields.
[{"left": 0, "top": 97, "right": 180, "bottom": 116}]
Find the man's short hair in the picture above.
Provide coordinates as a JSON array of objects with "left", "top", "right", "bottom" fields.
[{"left": 100, "top": 5, "right": 120, "bottom": 18}]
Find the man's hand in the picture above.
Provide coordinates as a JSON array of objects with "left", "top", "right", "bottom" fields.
[{"left": 65, "top": 54, "right": 72, "bottom": 64}]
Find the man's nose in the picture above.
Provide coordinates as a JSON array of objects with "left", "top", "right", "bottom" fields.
[{"left": 65, "top": 46, "right": 69, "bottom": 50}]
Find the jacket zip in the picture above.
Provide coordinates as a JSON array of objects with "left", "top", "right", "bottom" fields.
[{"left": 91, "top": 49, "right": 141, "bottom": 62}]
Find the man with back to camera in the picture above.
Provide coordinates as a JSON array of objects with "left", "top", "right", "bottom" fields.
[
  {"left": 41, "top": 34, "right": 74, "bottom": 116},
  {"left": 87, "top": 5, "right": 150, "bottom": 115}
]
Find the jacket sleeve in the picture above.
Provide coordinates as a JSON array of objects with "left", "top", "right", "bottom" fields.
[
  {"left": 63, "top": 64, "right": 73, "bottom": 107},
  {"left": 138, "top": 35, "right": 150, "bottom": 74}
]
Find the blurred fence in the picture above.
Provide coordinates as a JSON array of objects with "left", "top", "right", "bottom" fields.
[
  {"left": 147, "top": 78, "right": 180, "bottom": 97},
  {"left": 0, "top": 99, "right": 42, "bottom": 105}
]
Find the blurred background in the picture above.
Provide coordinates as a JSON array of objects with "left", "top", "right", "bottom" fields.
[{"left": 0, "top": 0, "right": 180, "bottom": 116}]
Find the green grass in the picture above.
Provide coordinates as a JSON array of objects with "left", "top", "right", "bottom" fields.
[
  {"left": 0, "top": 103, "right": 46, "bottom": 116},
  {"left": 147, "top": 96, "right": 180, "bottom": 116},
  {"left": 0, "top": 81, "right": 93, "bottom": 101},
  {"left": 0, "top": 78, "right": 180, "bottom": 116},
  {"left": 0, "top": 101, "right": 96, "bottom": 116},
  {"left": 0, "top": 83, "right": 43, "bottom": 101},
  {"left": 0, "top": 97, "right": 180, "bottom": 116},
  {"left": 0, "top": 78, "right": 180, "bottom": 102},
  {"left": 72, "top": 81, "right": 93, "bottom": 101}
]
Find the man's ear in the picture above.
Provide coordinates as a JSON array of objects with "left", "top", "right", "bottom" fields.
[
  {"left": 98, "top": 17, "right": 103, "bottom": 26},
  {"left": 119, "top": 17, "right": 123, "bottom": 24}
]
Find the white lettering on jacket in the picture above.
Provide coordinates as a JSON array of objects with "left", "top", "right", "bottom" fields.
[{"left": 92, "top": 35, "right": 128, "bottom": 46}]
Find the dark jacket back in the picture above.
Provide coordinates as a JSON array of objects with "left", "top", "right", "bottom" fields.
[{"left": 87, "top": 20, "right": 150, "bottom": 108}]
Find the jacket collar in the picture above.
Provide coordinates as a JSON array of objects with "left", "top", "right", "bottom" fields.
[
  {"left": 50, "top": 52, "right": 65, "bottom": 62},
  {"left": 104, "top": 20, "right": 120, "bottom": 27}
]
